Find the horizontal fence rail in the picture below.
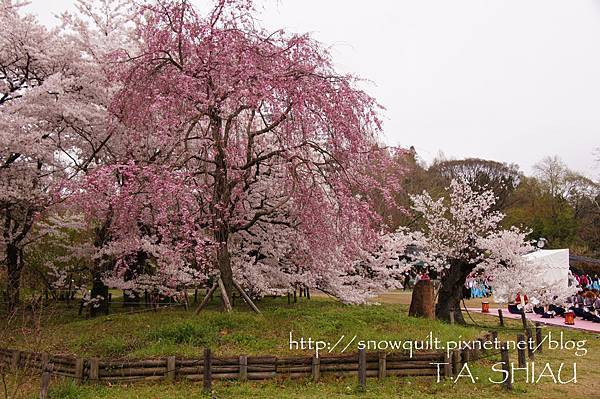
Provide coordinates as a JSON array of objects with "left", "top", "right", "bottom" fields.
[{"left": 0, "top": 333, "right": 496, "bottom": 386}]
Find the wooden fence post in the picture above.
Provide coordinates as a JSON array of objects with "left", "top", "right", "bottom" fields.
[
  {"left": 203, "top": 347, "right": 212, "bottom": 392},
  {"left": 89, "top": 358, "right": 99, "bottom": 381},
  {"left": 378, "top": 352, "right": 386, "bottom": 380},
  {"left": 41, "top": 353, "right": 49, "bottom": 372},
  {"left": 311, "top": 355, "right": 320, "bottom": 382},
  {"left": 358, "top": 349, "right": 367, "bottom": 388},
  {"left": 443, "top": 351, "right": 452, "bottom": 379},
  {"left": 166, "top": 356, "right": 176, "bottom": 381},
  {"left": 520, "top": 312, "right": 528, "bottom": 330},
  {"left": 535, "top": 323, "right": 543, "bottom": 353},
  {"left": 11, "top": 350, "right": 20, "bottom": 371},
  {"left": 500, "top": 343, "right": 512, "bottom": 390},
  {"left": 516, "top": 334, "right": 526, "bottom": 368},
  {"left": 451, "top": 350, "right": 460, "bottom": 376},
  {"left": 39, "top": 363, "right": 53, "bottom": 399},
  {"left": 239, "top": 355, "right": 248, "bottom": 382},
  {"left": 498, "top": 309, "right": 505, "bottom": 327},
  {"left": 74, "top": 358, "right": 84, "bottom": 384},
  {"left": 461, "top": 348, "right": 470, "bottom": 365}
]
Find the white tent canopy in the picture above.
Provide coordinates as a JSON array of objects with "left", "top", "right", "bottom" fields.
[{"left": 522, "top": 249, "right": 570, "bottom": 288}]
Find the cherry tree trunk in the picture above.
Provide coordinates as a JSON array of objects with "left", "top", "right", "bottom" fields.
[
  {"left": 435, "top": 261, "right": 475, "bottom": 324},
  {"left": 5, "top": 243, "right": 22, "bottom": 313},
  {"left": 90, "top": 272, "right": 109, "bottom": 317},
  {"left": 214, "top": 227, "right": 234, "bottom": 308}
]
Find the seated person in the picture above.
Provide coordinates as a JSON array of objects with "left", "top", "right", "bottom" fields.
[{"left": 507, "top": 303, "right": 522, "bottom": 314}]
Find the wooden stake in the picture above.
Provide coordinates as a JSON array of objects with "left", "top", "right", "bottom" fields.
[
  {"left": 195, "top": 281, "right": 218, "bottom": 315},
  {"left": 217, "top": 277, "right": 232, "bottom": 312},
  {"left": 232, "top": 280, "right": 261, "bottom": 314},
  {"left": 498, "top": 309, "right": 505, "bottom": 327}
]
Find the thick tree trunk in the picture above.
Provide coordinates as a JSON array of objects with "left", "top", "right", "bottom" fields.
[
  {"left": 6, "top": 243, "right": 22, "bottom": 313},
  {"left": 435, "top": 260, "right": 475, "bottom": 324},
  {"left": 90, "top": 221, "right": 112, "bottom": 317},
  {"left": 122, "top": 251, "right": 146, "bottom": 307},
  {"left": 214, "top": 227, "right": 234, "bottom": 308},
  {"left": 210, "top": 113, "right": 235, "bottom": 309},
  {"left": 90, "top": 272, "right": 109, "bottom": 317}
]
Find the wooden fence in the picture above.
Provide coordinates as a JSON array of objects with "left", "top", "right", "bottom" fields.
[{"left": 0, "top": 333, "right": 495, "bottom": 386}]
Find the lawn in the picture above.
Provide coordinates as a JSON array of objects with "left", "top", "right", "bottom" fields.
[{"left": 0, "top": 291, "right": 598, "bottom": 398}]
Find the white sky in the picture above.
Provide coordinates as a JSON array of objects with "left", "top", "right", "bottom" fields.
[{"left": 25, "top": 0, "right": 600, "bottom": 177}]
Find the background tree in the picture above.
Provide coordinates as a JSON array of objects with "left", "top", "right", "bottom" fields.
[{"left": 428, "top": 158, "right": 522, "bottom": 210}]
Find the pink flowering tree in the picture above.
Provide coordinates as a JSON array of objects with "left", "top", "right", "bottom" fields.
[
  {"left": 107, "top": 0, "right": 403, "bottom": 307},
  {"left": 71, "top": 163, "right": 211, "bottom": 305}
]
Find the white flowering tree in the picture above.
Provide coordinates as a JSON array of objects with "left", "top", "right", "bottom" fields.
[{"left": 383, "top": 179, "right": 572, "bottom": 323}]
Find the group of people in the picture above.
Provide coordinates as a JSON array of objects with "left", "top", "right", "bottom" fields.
[
  {"left": 465, "top": 277, "right": 492, "bottom": 299},
  {"left": 506, "top": 288, "right": 600, "bottom": 324},
  {"left": 567, "top": 289, "right": 600, "bottom": 323},
  {"left": 574, "top": 273, "right": 600, "bottom": 290}
]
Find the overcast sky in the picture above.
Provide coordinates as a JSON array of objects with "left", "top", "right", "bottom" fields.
[{"left": 25, "top": 0, "right": 600, "bottom": 177}]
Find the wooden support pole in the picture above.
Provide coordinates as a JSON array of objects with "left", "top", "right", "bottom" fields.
[
  {"left": 203, "top": 348, "right": 212, "bottom": 392},
  {"left": 378, "top": 352, "right": 387, "bottom": 380},
  {"left": 166, "top": 356, "right": 176, "bottom": 381},
  {"left": 500, "top": 344, "right": 512, "bottom": 391},
  {"left": 498, "top": 309, "right": 505, "bottom": 327},
  {"left": 195, "top": 282, "right": 218, "bottom": 315},
  {"left": 217, "top": 278, "right": 232, "bottom": 312},
  {"left": 239, "top": 355, "right": 248, "bottom": 382},
  {"left": 535, "top": 323, "right": 543, "bottom": 353},
  {"left": 311, "top": 355, "right": 320, "bottom": 382},
  {"left": 516, "top": 334, "right": 527, "bottom": 368},
  {"left": 233, "top": 280, "right": 261, "bottom": 314},
  {"left": 358, "top": 349, "right": 367, "bottom": 388}
]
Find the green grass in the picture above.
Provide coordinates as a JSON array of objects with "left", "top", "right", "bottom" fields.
[
  {"left": 1, "top": 292, "right": 598, "bottom": 398},
  {"left": 5, "top": 296, "right": 484, "bottom": 359}
]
